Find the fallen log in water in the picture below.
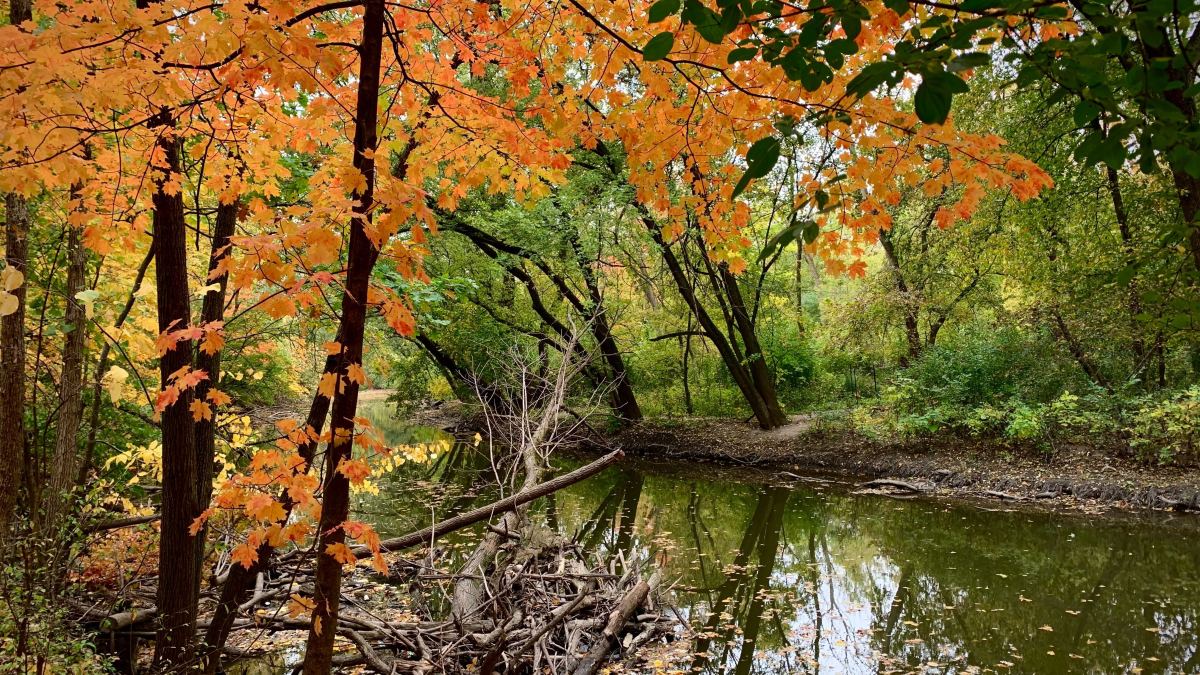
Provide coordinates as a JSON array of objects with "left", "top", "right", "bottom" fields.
[{"left": 356, "top": 448, "right": 624, "bottom": 559}]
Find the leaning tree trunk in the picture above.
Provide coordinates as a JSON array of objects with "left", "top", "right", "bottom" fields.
[
  {"left": 300, "top": 0, "right": 385, "bottom": 668},
  {"left": 643, "top": 218, "right": 779, "bottom": 429}
]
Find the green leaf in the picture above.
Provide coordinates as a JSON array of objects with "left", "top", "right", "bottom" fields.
[
  {"left": 914, "top": 71, "right": 969, "bottom": 124},
  {"left": 727, "top": 46, "right": 759, "bottom": 63},
  {"left": 733, "top": 136, "right": 782, "bottom": 198},
  {"left": 1073, "top": 100, "right": 1101, "bottom": 127},
  {"left": 757, "top": 218, "right": 817, "bottom": 262},
  {"left": 648, "top": 0, "right": 681, "bottom": 22},
  {"left": 642, "top": 32, "right": 675, "bottom": 61},
  {"left": 683, "top": 0, "right": 728, "bottom": 43}
]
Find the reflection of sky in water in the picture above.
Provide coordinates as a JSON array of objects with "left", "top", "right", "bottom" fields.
[{"left": 336, "top": 402, "right": 1200, "bottom": 674}]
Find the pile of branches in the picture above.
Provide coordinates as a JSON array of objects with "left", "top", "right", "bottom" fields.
[
  {"left": 337, "top": 529, "right": 669, "bottom": 674},
  {"left": 83, "top": 328, "right": 678, "bottom": 673}
]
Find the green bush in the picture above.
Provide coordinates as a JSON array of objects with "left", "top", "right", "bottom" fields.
[{"left": 1127, "top": 386, "right": 1200, "bottom": 464}]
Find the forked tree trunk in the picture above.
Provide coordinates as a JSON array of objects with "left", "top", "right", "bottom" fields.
[
  {"left": 190, "top": 197, "right": 238, "bottom": 587},
  {"left": 301, "top": 0, "right": 385, "bottom": 668}
]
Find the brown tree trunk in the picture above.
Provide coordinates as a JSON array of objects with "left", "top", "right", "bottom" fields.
[
  {"left": 0, "top": 0, "right": 32, "bottom": 544},
  {"left": 150, "top": 134, "right": 203, "bottom": 667},
  {"left": 644, "top": 220, "right": 778, "bottom": 428},
  {"left": 1051, "top": 309, "right": 1111, "bottom": 390},
  {"left": 719, "top": 265, "right": 786, "bottom": 427},
  {"left": 301, "top": 0, "right": 384, "bottom": 668},
  {"left": 879, "top": 227, "right": 922, "bottom": 363},
  {"left": 568, "top": 232, "right": 642, "bottom": 423},
  {"left": 41, "top": 219, "right": 88, "bottom": 532},
  {"left": 200, "top": 337, "right": 341, "bottom": 672},
  {"left": 190, "top": 198, "right": 237, "bottom": 586},
  {"left": 0, "top": 193, "right": 29, "bottom": 541}
]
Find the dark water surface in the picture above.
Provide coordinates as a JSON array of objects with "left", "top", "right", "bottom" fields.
[{"left": 349, "top": 404, "right": 1200, "bottom": 674}]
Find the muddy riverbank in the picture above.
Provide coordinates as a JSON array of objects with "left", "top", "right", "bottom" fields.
[{"left": 601, "top": 416, "right": 1200, "bottom": 513}]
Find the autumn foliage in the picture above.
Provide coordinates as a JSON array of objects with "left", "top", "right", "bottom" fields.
[{"left": 0, "top": 0, "right": 1063, "bottom": 667}]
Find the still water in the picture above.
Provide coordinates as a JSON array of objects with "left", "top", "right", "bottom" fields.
[{"left": 352, "top": 403, "right": 1200, "bottom": 674}]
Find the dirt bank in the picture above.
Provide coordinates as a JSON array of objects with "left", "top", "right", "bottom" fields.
[{"left": 602, "top": 415, "right": 1200, "bottom": 513}]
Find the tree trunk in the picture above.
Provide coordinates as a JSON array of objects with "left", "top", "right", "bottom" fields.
[
  {"left": 879, "top": 227, "right": 922, "bottom": 363},
  {"left": 151, "top": 133, "right": 203, "bottom": 667},
  {"left": 0, "top": 193, "right": 29, "bottom": 541},
  {"left": 644, "top": 219, "right": 778, "bottom": 428},
  {"left": 41, "top": 219, "right": 88, "bottom": 532},
  {"left": 200, "top": 336, "right": 341, "bottom": 673},
  {"left": 568, "top": 232, "right": 642, "bottom": 423},
  {"left": 719, "top": 265, "right": 786, "bottom": 427},
  {"left": 301, "top": 0, "right": 384, "bottom": 668},
  {"left": 1050, "top": 309, "right": 1111, "bottom": 390},
  {"left": 190, "top": 198, "right": 237, "bottom": 587},
  {"left": 0, "top": 0, "right": 31, "bottom": 543}
]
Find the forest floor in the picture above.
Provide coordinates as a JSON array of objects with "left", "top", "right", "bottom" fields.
[{"left": 602, "top": 414, "right": 1200, "bottom": 514}]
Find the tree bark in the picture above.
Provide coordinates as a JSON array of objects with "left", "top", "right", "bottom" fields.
[
  {"left": 41, "top": 219, "right": 88, "bottom": 532},
  {"left": 879, "top": 227, "right": 922, "bottom": 363},
  {"left": 644, "top": 220, "right": 779, "bottom": 428},
  {"left": 0, "top": 0, "right": 32, "bottom": 544},
  {"left": 190, "top": 198, "right": 238, "bottom": 590},
  {"left": 0, "top": 193, "right": 29, "bottom": 541},
  {"left": 301, "top": 0, "right": 384, "bottom": 668},
  {"left": 151, "top": 133, "right": 203, "bottom": 667}
]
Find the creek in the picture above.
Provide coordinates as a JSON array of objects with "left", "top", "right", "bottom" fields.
[{"left": 238, "top": 401, "right": 1200, "bottom": 674}]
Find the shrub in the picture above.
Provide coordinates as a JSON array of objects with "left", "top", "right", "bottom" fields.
[{"left": 1128, "top": 386, "right": 1200, "bottom": 464}]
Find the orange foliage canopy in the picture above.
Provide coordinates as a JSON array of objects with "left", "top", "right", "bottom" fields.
[{"left": 0, "top": 0, "right": 1052, "bottom": 560}]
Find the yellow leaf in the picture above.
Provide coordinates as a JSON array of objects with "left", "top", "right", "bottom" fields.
[
  {"left": 325, "top": 542, "right": 356, "bottom": 565},
  {"left": 347, "top": 363, "right": 367, "bottom": 385},
  {"left": 190, "top": 400, "right": 213, "bottom": 422},
  {"left": 1, "top": 266, "right": 23, "bottom": 291}
]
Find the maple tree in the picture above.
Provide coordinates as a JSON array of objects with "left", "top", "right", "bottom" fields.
[{"left": 0, "top": 0, "right": 1082, "bottom": 668}]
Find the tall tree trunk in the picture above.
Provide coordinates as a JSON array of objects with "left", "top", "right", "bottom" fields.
[
  {"left": 794, "top": 242, "right": 804, "bottom": 334},
  {"left": 201, "top": 336, "right": 341, "bottom": 673},
  {"left": 1105, "top": 165, "right": 1149, "bottom": 380},
  {"left": 301, "top": 0, "right": 384, "bottom": 668},
  {"left": 719, "top": 265, "right": 786, "bottom": 427},
  {"left": 0, "top": 194, "right": 29, "bottom": 541},
  {"left": 0, "top": 0, "right": 33, "bottom": 543},
  {"left": 41, "top": 219, "right": 88, "bottom": 532},
  {"left": 150, "top": 133, "right": 203, "bottom": 667},
  {"left": 190, "top": 198, "right": 237, "bottom": 585},
  {"left": 1050, "top": 308, "right": 1111, "bottom": 390}
]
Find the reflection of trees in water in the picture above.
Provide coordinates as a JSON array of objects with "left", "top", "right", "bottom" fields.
[
  {"left": 573, "top": 468, "right": 644, "bottom": 555},
  {"left": 688, "top": 486, "right": 791, "bottom": 675},
  {"left": 352, "top": 427, "right": 1200, "bottom": 675}
]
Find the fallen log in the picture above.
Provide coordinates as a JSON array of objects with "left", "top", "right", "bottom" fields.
[
  {"left": 354, "top": 448, "right": 624, "bottom": 559},
  {"left": 83, "top": 513, "right": 161, "bottom": 533},
  {"left": 99, "top": 607, "right": 157, "bottom": 632},
  {"left": 570, "top": 571, "right": 660, "bottom": 675},
  {"left": 857, "top": 478, "right": 929, "bottom": 493}
]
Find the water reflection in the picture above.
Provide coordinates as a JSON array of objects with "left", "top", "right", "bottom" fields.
[{"left": 358, "top": 407, "right": 1200, "bottom": 674}]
